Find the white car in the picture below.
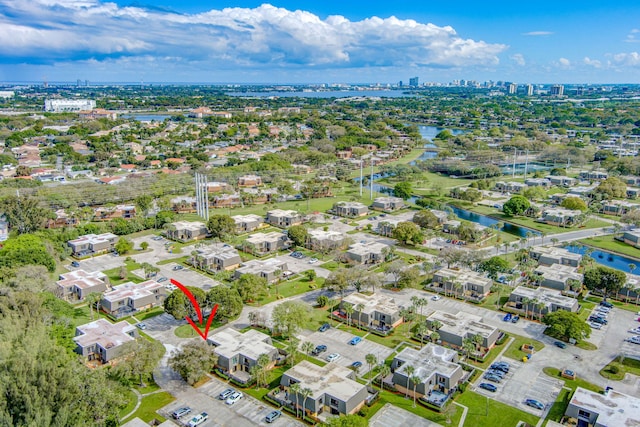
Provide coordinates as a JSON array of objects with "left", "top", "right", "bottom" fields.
[
  {"left": 589, "top": 322, "right": 603, "bottom": 330},
  {"left": 625, "top": 336, "right": 640, "bottom": 345},
  {"left": 432, "top": 295, "right": 441, "bottom": 301},
  {"left": 308, "top": 258, "right": 319, "bottom": 264},
  {"left": 226, "top": 391, "right": 243, "bottom": 405},
  {"left": 326, "top": 353, "right": 341, "bottom": 362},
  {"left": 187, "top": 412, "right": 208, "bottom": 427},
  {"left": 629, "top": 327, "right": 640, "bottom": 334}
]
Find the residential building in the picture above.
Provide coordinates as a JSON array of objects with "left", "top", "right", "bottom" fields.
[
  {"left": 579, "top": 170, "right": 609, "bottom": 181},
  {"left": 627, "top": 188, "right": 640, "bottom": 199},
  {"left": 377, "top": 218, "right": 403, "bottom": 237},
  {"left": 100, "top": 280, "right": 166, "bottom": 318},
  {"left": 165, "top": 221, "right": 209, "bottom": 242},
  {"left": 266, "top": 209, "right": 303, "bottom": 228},
  {"left": 206, "top": 181, "right": 231, "bottom": 193},
  {"left": 508, "top": 286, "right": 580, "bottom": 317},
  {"left": 426, "top": 311, "right": 500, "bottom": 354},
  {"left": 442, "top": 220, "right": 461, "bottom": 234},
  {"left": 333, "top": 201, "right": 369, "bottom": 218},
  {"left": 307, "top": 229, "right": 345, "bottom": 251},
  {"left": 232, "top": 214, "right": 264, "bottom": 233},
  {"left": 94, "top": 204, "right": 136, "bottom": 221},
  {"left": 534, "top": 264, "right": 583, "bottom": 292},
  {"left": 391, "top": 344, "right": 464, "bottom": 402},
  {"left": 234, "top": 258, "right": 289, "bottom": 283},
  {"left": 0, "top": 216, "right": 9, "bottom": 242},
  {"left": 567, "top": 186, "right": 596, "bottom": 197},
  {"left": 73, "top": 319, "right": 138, "bottom": 363},
  {"left": 565, "top": 387, "right": 640, "bottom": 427},
  {"left": 530, "top": 246, "right": 582, "bottom": 268},
  {"left": 524, "top": 178, "right": 551, "bottom": 187},
  {"left": 620, "top": 229, "right": 640, "bottom": 248},
  {"left": 238, "top": 174, "right": 263, "bottom": 188},
  {"left": 340, "top": 292, "right": 403, "bottom": 332},
  {"left": 494, "top": 181, "right": 527, "bottom": 193},
  {"left": 45, "top": 209, "right": 78, "bottom": 229},
  {"left": 45, "top": 99, "right": 96, "bottom": 112},
  {"left": 602, "top": 200, "right": 640, "bottom": 216},
  {"left": 280, "top": 360, "right": 368, "bottom": 417},
  {"left": 207, "top": 329, "right": 278, "bottom": 383},
  {"left": 56, "top": 270, "right": 109, "bottom": 301},
  {"left": 550, "top": 84, "right": 564, "bottom": 96},
  {"left": 191, "top": 245, "right": 242, "bottom": 272},
  {"left": 545, "top": 175, "right": 577, "bottom": 187},
  {"left": 171, "top": 196, "right": 197, "bottom": 213},
  {"left": 538, "top": 208, "right": 582, "bottom": 227},
  {"left": 345, "top": 241, "right": 389, "bottom": 265},
  {"left": 242, "top": 232, "right": 290, "bottom": 255},
  {"left": 430, "top": 210, "right": 450, "bottom": 224},
  {"left": 371, "top": 197, "right": 405, "bottom": 212},
  {"left": 68, "top": 232, "right": 117, "bottom": 256},
  {"left": 212, "top": 193, "right": 242, "bottom": 208},
  {"left": 428, "top": 268, "right": 493, "bottom": 302}
]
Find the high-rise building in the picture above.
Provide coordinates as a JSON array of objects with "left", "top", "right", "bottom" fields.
[
  {"left": 409, "top": 77, "right": 419, "bottom": 87},
  {"left": 526, "top": 84, "right": 534, "bottom": 96},
  {"left": 550, "top": 85, "right": 564, "bottom": 96},
  {"left": 507, "top": 83, "right": 517, "bottom": 94}
]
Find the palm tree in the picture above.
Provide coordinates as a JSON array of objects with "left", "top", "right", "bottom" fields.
[
  {"left": 289, "top": 382, "right": 301, "bottom": 418},
  {"left": 521, "top": 297, "right": 531, "bottom": 319},
  {"left": 551, "top": 237, "right": 559, "bottom": 247},
  {"left": 473, "top": 333, "right": 484, "bottom": 354},
  {"left": 344, "top": 304, "right": 354, "bottom": 328},
  {"left": 355, "top": 303, "right": 365, "bottom": 329},
  {"left": 301, "top": 341, "right": 314, "bottom": 360},
  {"left": 415, "top": 324, "right": 429, "bottom": 348},
  {"left": 300, "top": 387, "right": 312, "bottom": 420},
  {"left": 535, "top": 301, "right": 546, "bottom": 320},
  {"left": 462, "top": 338, "right": 475, "bottom": 360},
  {"left": 404, "top": 365, "right": 415, "bottom": 398},
  {"left": 411, "top": 374, "right": 421, "bottom": 407},
  {"left": 430, "top": 320, "right": 442, "bottom": 332},
  {"left": 379, "top": 364, "right": 391, "bottom": 390},
  {"left": 430, "top": 331, "right": 440, "bottom": 344},
  {"left": 453, "top": 281, "right": 464, "bottom": 299},
  {"left": 403, "top": 310, "right": 417, "bottom": 338},
  {"left": 85, "top": 292, "right": 101, "bottom": 320},
  {"left": 365, "top": 354, "right": 377, "bottom": 385}
]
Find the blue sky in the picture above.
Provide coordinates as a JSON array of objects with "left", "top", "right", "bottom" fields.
[{"left": 0, "top": 0, "right": 638, "bottom": 84}]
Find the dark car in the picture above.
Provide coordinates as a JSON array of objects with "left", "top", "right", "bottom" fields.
[
  {"left": 525, "top": 399, "right": 545, "bottom": 410},
  {"left": 554, "top": 341, "right": 567, "bottom": 349},
  {"left": 479, "top": 383, "right": 497, "bottom": 392},
  {"left": 311, "top": 344, "right": 327, "bottom": 356},
  {"left": 265, "top": 410, "right": 282, "bottom": 423},
  {"left": 349, "top": 336, "right": 362, "bottom": 345},
  {"left": 351, "top": 361, "right": 363, "bottom": 369},
  {"left": 486, "top": 369, "right": 505, "bottom": 379},
  {"left": 483, "top": 374, "right": 502, "bottom": 383},
  {"left": 511, "top": 316, "right": 520, "bottom": 323},
  {"left": 490, "top": 363, "right": 510, "bottom": 373},
  {"left": 589, "top": 316, "right": 608, "bottom": 325},
  {"left": 71, "top": 261, "right": 80, "bottom": 267},
  {"left": 600, "top": 300, "right": 613, "bottom": 308},
  {"left": 318, "top": 323, "right": 330, "bottom": 332}
]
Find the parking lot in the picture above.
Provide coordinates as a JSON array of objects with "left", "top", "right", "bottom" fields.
[
  {"left": 474, "top": 357, "right": 563, "bottom": 416},
  {"left": 299, "top": 327, "right": 395, "bottom": 374},
  {"left": 273, "top": 253, "right": 332, "bottom": 279}
]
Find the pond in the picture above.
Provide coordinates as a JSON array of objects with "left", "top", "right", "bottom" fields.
[
  {"left": 411, "top": 126, "right": 466, "bottom": 163},
  {"left": 564, "top": 245, "right": 640, "bottom": 273},
  {"left": 448, "top": 206, "right": 541, "bottom": 238}
]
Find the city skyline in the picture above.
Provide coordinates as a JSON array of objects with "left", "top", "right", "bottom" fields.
[{"left": 0, "top": 0, "right": 639, "bottom": 84}]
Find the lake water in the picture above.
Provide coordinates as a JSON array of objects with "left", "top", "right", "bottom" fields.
[
  {"left": 412, "top": 126, "right": 466, "bottom": 163},
  {"left": 227, "top": 90, "right": 413, "bottom": 98},
  {"left": 448, "top": 206, "right": 541, "bottom": 238},
  {"left": 564, "top": 245, "right": 640, "bottom": 273}
]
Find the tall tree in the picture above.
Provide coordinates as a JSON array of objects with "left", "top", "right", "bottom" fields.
[
  {"left": 169, "top": 341, "right": 218, "bottom": 385},
  {"left": 271, "top": 301, "right": 308, "bottom": 340},
  {"left": 206, "top": 214, "right": 236, "bottom": 238},
  {"left": 0, "top": 195, "right": 52, "bottom": 234}
]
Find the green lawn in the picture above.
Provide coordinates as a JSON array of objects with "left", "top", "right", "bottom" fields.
[
  {"left": 578, "top": 235, "right": 640, "bottom": 261},
  {"left": 503, "top": 334, "right": 545, "bottom": 361},
  {"left": 584, "top": 295, "right": 640, "bottom": 313},
  {"left": 118, "top": 389, "right": 139, "bottom": 419},
  {"left": 599, "top": 356, "right": 640, "bottom": 381},
  {"left": 366, "top": 389, "right": 464, "bottom": 426},
  {"left": 542, "top": 367, "right": 603, "bottom": 393},
  {"left": 464, "top": 335, "right": 510, "bottom": 370},
  {"left": 477, "top": 284, "right": 511, "bottom": 312},
  {"left": 252, "top": 277, "right": 325, "bottom": 305},
  {"left": 545, "top": 388, "right": 572, "bottom": 425},
  {"left": 455, "top": 391, "right": 539, "bottom": 427},
  {"left": 122, "top": 392, "right": 175, "bottom": 424}
]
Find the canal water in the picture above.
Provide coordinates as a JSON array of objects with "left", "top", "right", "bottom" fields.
[
  {"left": 564, "top": 245, "right": 640, "bottom": 273},
  {"left": 448, "top": 206, "right": 541, "bottom": 238}
]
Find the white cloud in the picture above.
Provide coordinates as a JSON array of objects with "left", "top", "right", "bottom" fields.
[
  {"left": 556, "top": 57, "right": 571, "bottom": 68},
  {"left": 583, "top": 57, "right": 602, "bottom": 68},
  {"left": 522, "top": 31, "right": 553, "bottom": 36},
  {"left": 0, "top": 1, "right": 507, "bottom": 69},
  {"left": 510, "top": 54, "right": 525, "bottom": 66},
  {"left": 611, "top": 52, "right": 640, "bottom": 66},
  {"left": 626, "top": 29, "right": 640, "bottom": 43}
]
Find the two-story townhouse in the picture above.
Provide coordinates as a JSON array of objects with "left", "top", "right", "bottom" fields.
[
  {"left": 73, "top": 319, "right": 138, "bottom": 364},
  {"left": 100, "top": 280, "right": 166, "bottom": 318},
  {"left": 191, "top": 245, "right": 242, "bottom": 272},
  {"left": 266, "top": 210, "right": 303, "bottom": 228},
  {"left": 56, "top": 270, "right": 109, "bottom": 301}
]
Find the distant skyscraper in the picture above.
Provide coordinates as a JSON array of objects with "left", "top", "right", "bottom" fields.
[
  {"left": 550, "top": 84, "right": 564, "bottom": 96},
  {"left": 507, "top": 83, "right": 517, "bottom": 94},
  {"left": 526, "top": 84, "right": 534, "bottom": 96},
  {"left": 409, "top": 77, "right": 419, "bottom": 87}
]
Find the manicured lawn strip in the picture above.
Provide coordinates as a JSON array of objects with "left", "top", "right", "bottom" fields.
[
  {"left": 477, "top": 284, "right": 511, "bottom": 312},
  {"left": 122, "top": 391, "right": 174, "bottom": 424},
  {"left": 578, "top": 236, "right": 640, "bottom": 261},
  {"left": 600, "top": 357, "right": 640, "bottom": 381},
  {"left": 464, "top": 334, "right": 510, "bottom": 370},
  {"left": 503, "top": 334, "right": 545, "bottom": 361},
  {"left": 301, "top": 307, "right": 334, "bottom": 332},
  {"left": 455, "top": 391, "right": 539, "bottom": 427},
  {"left": 542, "top": 367, "right": 603, "bottom": 393},
  {"left": 584, "top": 295, "right": 640, "bottom": 313},
  {"left": 253, "top": 277, "right": 325, "bottom": 305},
  {"left": 544, "top": 388, "right": 571, "bottom": 424},
  {"left": 118, "top": 389, "right": 138, "bottom": 419}
]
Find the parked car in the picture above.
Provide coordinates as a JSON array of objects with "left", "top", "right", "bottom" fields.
[
  {"left": 308, "top": 258, "right": 318, "bottom": 264},
  {"left": 589, "top": 316, "right": 608, "bottom": 325},
  {"left": 503, "top": 313, "right": 512, "bottom": 322},
  {"left": 628, "top": 327, "right": 640, "bottom": 334},
  {"left": 172, "top": 265, "right": 184, "bottom": 270},
  {"left": 71, "top": 261, "right": 80, "bottom": 267},
  {"left": 172, "top": 407, "right": 191, "bottom": 419},
  {"left": 525, "top": 399, "right": 545, "bottom": 410},
  {"left": 157, "top": 277, "right": 168, "bottom": 282},
  {"left": 600, "top": 300, "right": 613, "bottom": 308},
  {"left": 479, "top": 383, "right": 497, "bottom": 392},
  {"left": 218, "top": 388, "right": 235, "bottom": 400},
  {"left": 483, "top": 374, "right": 502, "bottom": 383},
  {"left": 135, "top": 322, "right": 146, "bottom": 330},
  {"left": 311, "top": 345, "right": 327, "bottom": 356},
  {"left": 225, "top": 391, "right": 243, "bottom": 405},
  {"left": 491, "top": 362, "right": 510, "bottom": 372},
  {"left": 511, "top": 316, "right": 520, "bottom": 323},
  {"left": 265, "top": 410, "right": 282, "bottom": 423},
  {"left": 187, "top": 412, "right": 208, "bottom": 427},
  {"left": 431, "top": 295, "right": 441, "bottom": 301},
  {"left": 351, "top": 361, "right": 363, "bottom": 368},
  {"left": 349, "top": 336, "right": 362, "bottom": 345},
  {"left": 318, "top": 323, "right": 330, "bottom": 332},
  {"left": 589, "top": 321, "right": 603, "bottom": 330},
  {"left": 625, "top": 336, "right": 640, "bottom": 345},
  {"left": 554, "top": 341, "right": 567, "bottom": 349},
  {"left": 486, "top": 369, "right": 505, "bottom": 378},
  {"left": 326, "top": 353, "right": 341, "bottom": 362}
]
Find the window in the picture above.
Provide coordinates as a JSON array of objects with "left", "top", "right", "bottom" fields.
[{"left": 577, "top": 409, "right": 591, "bottom": 419}]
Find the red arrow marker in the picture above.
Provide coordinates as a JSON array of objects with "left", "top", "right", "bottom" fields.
[{"left": 170, "top": 278, "right": 218, "bottom": 341}]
